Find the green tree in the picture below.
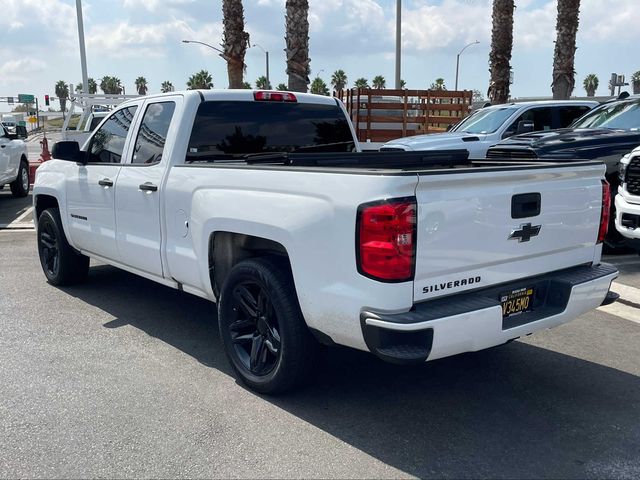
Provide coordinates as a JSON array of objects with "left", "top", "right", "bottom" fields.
[
  {"left": 255, "top": 75, "right": 269, "bottom": 89},
  {"left": 276, "top": 83, "right": 288, "bottom": 91},
  {"left": 583, "top": 74, "right": 598, "bottom": 97},
  {"left": 285, "top": 0, "right": 310, "bottom": 92},
  {"left": 354, "top": 78, "right": 369, "bottom": 89},
  {"left": 222, "top": 0, "right": 250, "bottom": 88},
  {"left": 100, "top": 76, "right": 123, "bottom": 94},
  {"left": 135, "top": 76, "right": 148, "bottom": 95},
  {"left": 160, "top": 81, "right": 174, "bottom": 93},
  {"left": 488, "top": 0, "right": 515, "bottom": 104},
  {"left": 88, "top": 78, "right": 98, "bottom": 94},
  {"left": 372, "top": 75, "right": 386, "bottom": 89},
  {"left": 54, "top": 80, "right": 70, "bottom": 116},
  {"left": 400, "top": 79, "right": 406, "bottom": 88},
  {"left": 552, "top": 0, "right": 581, "bottom": 99},
  {"left": 242, "top": 81, "right": 252, "bottom": 89},
  {"left": 310, "top": 76, "right": 329, "bottom": 95},
  {"left": 75, "top": 83, "right": 83, "bottom": 93},
  {"left": 187, "top": 70, "right": 214, "bottom": 90},
  {"left": 430, "top": 78, "right": 447, "bottom": 90},
  {"left": 331, "top": 69, "right": 348, "bottom": 91}
]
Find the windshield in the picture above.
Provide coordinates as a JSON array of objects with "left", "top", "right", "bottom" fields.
[
  {"left": 187, "top": 101, "right": 356, "bottom": 158},
  {"left": 571, "top": 99, "right": 640, "bottom": 130},
  {"left": 452, "top": 106, "right": 518, "bottom": 134}
]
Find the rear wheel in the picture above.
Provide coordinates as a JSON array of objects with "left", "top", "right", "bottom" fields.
[
  {"left": 37, "top": 208, "right": 89, "bottom": 286},
  {"left": 10, "top": 160, "right": 29, "bottom": 197},
  {"left": 218, "top": 257, "right": 319, "bottom": 394}
]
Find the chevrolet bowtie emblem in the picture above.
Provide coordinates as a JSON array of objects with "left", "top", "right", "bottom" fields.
[{"left": 509, "top": 223, "right": 541, "bottom": 243}]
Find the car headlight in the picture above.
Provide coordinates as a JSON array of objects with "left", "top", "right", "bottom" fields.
[{"left": 619, "top": 160, "right": 628, "bottom": 183}]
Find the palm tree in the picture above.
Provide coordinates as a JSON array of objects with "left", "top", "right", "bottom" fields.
[
  {"left": 222, "top": 0, "right": 250, "bottom": 88},
  {"left": 583, "top": 74, "right": 599, "bottom": 97},
  {"left": 331, "top": 70, "right": 348, "bottom": 91},
  {"left": 400, "top": 79, "right": 406, "bottom": 89},
  {"left": 242, "top": 82, "right": 252, "bottom": 89},
  {"left": 488, "top": 0, "right": 515, "bottom": 104},
  {"left": 100, "top": 76, "right": 123, "bottom": 94},
  {"left": 88, "top": 78, "right": 98, "bottom": 94},
  {"left": 285, "top": 0, "right": 310, "bottom": 92},
  {"left": 632, "top": 71, "right": 640, "bottom": 95},
  {"left": 276, "top": 83, "right": 288, "bottom": 91},
  {"left": 54, "top": 80, "right": 69, "bottom": 116},
  {"left": 75, "top": 83, "right": 83, "bottom": 94},
  {"left": 255, "top": 76, "right": 269, "bottom": 89},
  {"left": 187, "top": 70, "right": 214, "bottom": 90},
  {"left": 552, "top": 0, "right": 581, "bottom": 99},
  {"left": 354, "top": 78, "right": 369, "bottom": 89},
  {"left": 135, "top": 76, "right": 148, "bottom": 95},
  {"left": 372, "top": 75, "right": 386, "bottom": 89},
  {"left": 160, "top": 81, "right": 174, "bottom": 93},
  {"left": 430, "top": 78, "right": 447, "bottom": 90},
  {"left": 310, "top": 77, "right": 329, "bottom": 96}
]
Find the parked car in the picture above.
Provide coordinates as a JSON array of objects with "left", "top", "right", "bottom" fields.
[
  {"left": 380, "top": 100, "right": 597, "bottom": 158},
  {"left": 614, "top": 146, "right": 640, "bottom": 248},
  {"left": 34, "top": 90, "right": 617, "bottom": 393},
  {"left": 487, "top": 94, "right": 640, "bottom": 251},
  {"left": 0, "top": 124, "right": 30, "bottom": 197}
]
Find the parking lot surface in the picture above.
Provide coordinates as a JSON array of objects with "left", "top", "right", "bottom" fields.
[{"left": 1, "top": 229, "right": 640, "bottom": 478}]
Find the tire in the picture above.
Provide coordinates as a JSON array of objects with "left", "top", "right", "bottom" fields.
[
  {"left": 37, "top": 208, "right": 90, "bottom": 286},
  {"left": 218, "top": 257, "right": 319, "bottom": 394},
  {"left": 10, "top": 160, "right": 29, "bottom": 198}
]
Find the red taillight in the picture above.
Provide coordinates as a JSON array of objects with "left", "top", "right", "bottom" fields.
[
  {"left": 598, "top": 180, "right": 611, "bottom": 244},
  {"left": 357, "top": 198, "right": 416, "bottom": 282},
  {"left": 253, "top": 91, "right": 297, "bottom": 102}
]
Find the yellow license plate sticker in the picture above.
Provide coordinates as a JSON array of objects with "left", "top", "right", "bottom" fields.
[{"left": 501, "top": 287, "right": 534, "bottom": 318}]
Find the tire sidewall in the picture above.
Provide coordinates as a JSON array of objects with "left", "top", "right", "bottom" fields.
[{"left": 37, "top": 210, "right": 62, "bottom": 283}]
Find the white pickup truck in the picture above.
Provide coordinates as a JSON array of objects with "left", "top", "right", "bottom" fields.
[
  {"left": 34, "top": 90, "right": 618, "bottom": 393},
  {"left": 0, "top": 124, "right": 30, "bottom": 197}
]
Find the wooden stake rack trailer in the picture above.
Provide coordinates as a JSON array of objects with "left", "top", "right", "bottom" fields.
[{"left": 334, "top": 88, "right": 473, "bottom": 144}]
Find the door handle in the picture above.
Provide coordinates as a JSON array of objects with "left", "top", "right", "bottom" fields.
[
  {"left": 0, "top": 145, "right": 5, "bottom": 148},
  {"left": 98, "top": 178, "right": 114, "bottom": 187},
  {"left": 139, "top": 182, "right": 158, "bottom": 192}
]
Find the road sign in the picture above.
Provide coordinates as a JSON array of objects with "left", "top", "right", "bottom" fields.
[
  {"left": 18, "top": 121, "right": 26, "bottom": 127},
  {"left": 18, "top": 94, "right": 35, "bottom": 103},
  {"left": 28, "top": 116, "right": 37, "bottom": 124}
]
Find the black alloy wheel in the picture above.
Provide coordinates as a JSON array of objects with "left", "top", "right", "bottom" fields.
[
  {"left": 228, "top": 280, "right": 282, "bottom": 376},
  {"left": 39, "top": 220, "right": 60, "bottom": 278}
]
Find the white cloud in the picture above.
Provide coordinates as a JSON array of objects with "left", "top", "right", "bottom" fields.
[
  {"left": 121, "top": 0, "right": 195, "bottom": 13},
  {"left": 0, "top": 58, "right": 47, "bottom": 76}
]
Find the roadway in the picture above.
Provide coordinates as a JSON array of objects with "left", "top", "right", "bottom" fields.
[{"left": 0, "top": 207, "right": 639, "bottom": 478}]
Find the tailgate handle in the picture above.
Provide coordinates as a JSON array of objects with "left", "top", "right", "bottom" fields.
[{"left": 512, "top": 193, "right": 541, "bottom": 219}]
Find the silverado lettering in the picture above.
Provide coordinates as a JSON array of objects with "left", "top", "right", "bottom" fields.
[{"left": 423, "top": 276, "right": 482, "bottom": 294}]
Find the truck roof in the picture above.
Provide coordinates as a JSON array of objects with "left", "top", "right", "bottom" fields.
[{"left": 483, "top": 100, "right": 599, "bottom": 110}]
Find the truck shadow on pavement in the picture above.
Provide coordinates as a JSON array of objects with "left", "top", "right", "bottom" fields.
[{"left": 65, "top": 264, "right": 640, "bottom": 479}]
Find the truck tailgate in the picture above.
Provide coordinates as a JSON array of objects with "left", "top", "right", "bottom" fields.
[{"left": 413, "top": 163, "right": 605, "bottom": 302}]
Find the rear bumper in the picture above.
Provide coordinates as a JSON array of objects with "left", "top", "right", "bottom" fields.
[{"left": 360, "top": 263, "right": 618, "bottom": 364}]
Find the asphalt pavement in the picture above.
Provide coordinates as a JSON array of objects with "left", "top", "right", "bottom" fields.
[{"left": 1, "top": 229, "right": 639, "bottom": 478}]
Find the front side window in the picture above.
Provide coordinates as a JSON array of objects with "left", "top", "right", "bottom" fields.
[
  {"left": 87, "top": 106, "right": 138, "bottom": 163},
  {"left": 131, "top": 102, "right": 176, "bottom": 164},
  {"left": 557, "top": 106, "right": 592, "bottom": 127},
  {"left": 187, "top": 101, "right": 355, "bottom": 159}
]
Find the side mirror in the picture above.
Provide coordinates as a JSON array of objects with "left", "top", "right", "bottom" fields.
[
  {"left": 517, "top": 120, "right": 535, "bottom": 135},
  {"left": 52, "top": 141, "right": 85, "bottom": 163}
]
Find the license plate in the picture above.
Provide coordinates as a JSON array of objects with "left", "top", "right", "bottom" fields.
[{"left": 500, "top": 287, "right": 534, "bottom": 318}]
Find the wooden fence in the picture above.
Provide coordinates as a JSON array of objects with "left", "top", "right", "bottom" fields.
[{"left": 334, "top": 88, "right": 474, "bottom": 144}]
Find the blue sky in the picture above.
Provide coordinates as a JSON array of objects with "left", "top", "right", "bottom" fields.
[{"left": 0, "top": 0, "right": 638, "bottom": 113}]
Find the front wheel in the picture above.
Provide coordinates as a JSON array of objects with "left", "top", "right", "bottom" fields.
[
  {"left": 218, "top": 257, "right": 319, "bottom": 394},
  {"left": 10, "top": 160, "right": 29, "bottom": 197},
  {"left": 37, "top": 208, "right": 90, "bottom": 286}
]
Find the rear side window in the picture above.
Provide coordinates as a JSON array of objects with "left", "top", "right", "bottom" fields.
[
  {"left": 557, "top": 106, "right": 591, "bottom": 127},
  {"left": 88, "top": 106, "right": 138, "bottom": 163},
  {"left": 187, "top": 101, "right": 355, "bottom": 159},
  {"left": 131, "top": 102, "right": 176, "bottom": 164}
]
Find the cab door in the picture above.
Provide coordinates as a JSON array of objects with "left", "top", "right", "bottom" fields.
[
  {"left": 0, "top": 127, "right": 12, "bottom": 183},
  {"left": 65, "top": 106, "right": 139, "bottom": 260},
  {"left": 114, "top": 98, "right": 179, "bottom": 277}
]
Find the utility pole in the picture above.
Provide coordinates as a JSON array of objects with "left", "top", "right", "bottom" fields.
[
  {"left": 395, "top": 0, "right": 402, "bottom": 89},
  {"left": 76, "top": 0, "right": 89, "bottom": 96},
  {"left": 454, "top": 41, "right": 480, "bottom": 91}
]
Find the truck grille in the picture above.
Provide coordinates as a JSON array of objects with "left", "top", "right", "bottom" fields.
[
  {"left": 625, "top": 156, "right": 640, "bottom": 195},
  {"left": 486, "top": 148, "right": 538, "bottom": 160}
]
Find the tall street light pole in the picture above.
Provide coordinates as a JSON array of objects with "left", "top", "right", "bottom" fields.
[
  {"left": 182, "top": 39, "right": 226, "bottom": 56},
  {"left": 455, "top": 40, "right": 480, "bottom": 91},
  {"left": 252, "top": 44, "right": 270, "bottom": 89},
  {"left": 76, "top": 0, "right": 89, "bottom": 95},
  {"left": 395, "top": 0, "right": 402, "bottom": 89}
]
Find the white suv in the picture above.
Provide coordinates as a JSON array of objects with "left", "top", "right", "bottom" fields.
[{"left": 381, "top": 100, "right": 597, "bottom": 159}]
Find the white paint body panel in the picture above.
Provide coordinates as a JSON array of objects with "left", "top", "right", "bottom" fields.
[
  {"left": 0, "top": 126, "right": 28, "bottom": 185},
  {"left": 615, "top": 147, "right": 640, "bottom": 239},
  {"left": 33, "top": 90, "right": 611, "bottom": 358}
]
